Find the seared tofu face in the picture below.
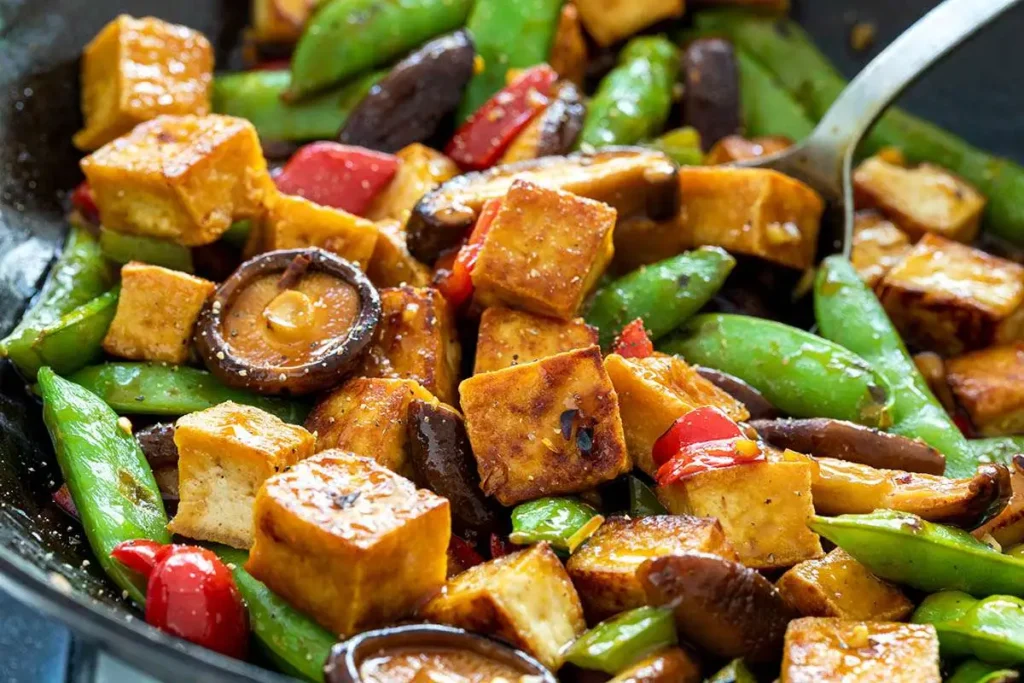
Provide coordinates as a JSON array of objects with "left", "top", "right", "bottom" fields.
[
  {"left": 850, "top": 211, "right": 911, "bottom": 288},
  {"left": 261, "top": 192, "right": 379, "bottom": 270},
  {"left": 247, "top": 450, "right": 450, "bottom": 637},
  {"left": 366, "top": 143, "right": 460, "bottom": 225},
  {"left": 948, "top": 343, "right": 1024, "bottom": 436},
  {"left": 877, "top": 234, "right": 1024, "bottom": 356},
  {"left": 459, "top": 346, "right": 630, "bottom": 506},
  {"left": 367, "top": 220, "right": 432, "bottom": 288},
  {"left": 472, "top": 180, "right": 616, "bottom": 321},
  {"left": 575, "top": 0, "right": 684, "bottom": 46},
  {"left": 474, "top": 306, "right": 598, "bottom": 374}
]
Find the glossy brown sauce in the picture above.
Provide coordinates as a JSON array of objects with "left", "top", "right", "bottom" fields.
[{"left": 358, "top": 647, "right": 537, "bottom": 683}]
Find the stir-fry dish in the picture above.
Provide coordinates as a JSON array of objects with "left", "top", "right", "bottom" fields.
[{"left": 8, "top": 0, "right": 1024, "bottom": 681}]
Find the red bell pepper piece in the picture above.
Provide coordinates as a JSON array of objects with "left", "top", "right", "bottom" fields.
[
  {"left": 448, "top": 536, "right": 485, "bottom": 573},
  {"left": 612, "top": 319, "right": 654, "bottom": 359},
  {"left": 275, "top": 142, "right": 399, "bottom": 216},
  {"left": 651, "top": 406, "right": 744, "bottom": 468},
  {"left": 111, "top": 538, "right": 165, "bottom": 576},
  {"left": 70, "top": 182, "right": 99, "bottom": 224},
  {"left": 51, "top": 484, "right": 80, "bottom": 521},
  {"left": 655, "top": 436, "right": 765, "bottom": 487},
  {"left": 445, "top": 64, "right": 558, "bottom": 171},
  {"left": 436, "top": 198, "right": 503, "bottom": 308},
  {"left": 489, "top": 533, "right": 516, "bottom": 560}
]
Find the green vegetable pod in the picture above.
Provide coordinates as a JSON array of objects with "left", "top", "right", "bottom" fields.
[
  {"left": 734, "top": 48, "right": 815, "bottom": 142},
  {"left": 564, "top": 606, "right": 678, "bottom": 675},
  {"left": 947, "top": 659, "right": 1021, "bottom": 683},
  {"left": 628, "top": 477, "right": 667, "bottom": 518},
  {"left": 913, "top": 591, "right": 1024, "bottom": 666},
  {"left": 660, "top": 313, "right": 893, "bottom": 428},
  {"left": 31, "top": 287, "right": 119, "bottom": 376},
  {"left": 706, "top": 659, "right": 758, "bottom": 683},
  {"left": 649, "top": 127, "right": 704, "bottom": 166},
  {"left": 39, "top": 367, "right": 169, "bottom": 605},
  {"left": 972, "top": 437, "right": 1024, "bottom": 467},
  {"left": 509, "top": 497, "right": 604, "bottom": 554},
  {"left": 99, "top": 227, "right": 194, "bottom": 272},
  {"left": 586, "top": 247, "right": 736, "bottom": 349}
]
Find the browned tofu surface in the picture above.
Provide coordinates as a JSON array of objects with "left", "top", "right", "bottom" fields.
[
  {"left": 258, "top": 191, "right": 379, "bottom": 269},
  {"left": 367, "top": 219, "right": 432, "bottom": 288},
  {"left": 474, "top": 306, "right": 598, "bottom": 374},
  {"left": 705, "top": 135, "right": 792, "bottom": 165},
  {"left": 460, "top": 346, "right": 630, "bottom": 506},
  {"left": 777, "top": 548, "right": 912, "bottom": 621},
  {"left": 366, "top": 143, "right": 460, "bottom": 225},
  {"left": 247, "top": 450, "right": 450, "bottom": 636},
  {"left": 102, "top": 262, "right": 214, "bottom": 364},
  {"left": 782, "top": 618, "right": 940, "bottom": 683},
  {"left": 576, "top": 0, "right": 684, "bottom": 46},
  {"left": 948, "top": 343, "right": 1024, "bottom": 436},
  {"left": 549, "top": 3, "right": 588, "bottom": 87},
  {"left": 610, "top": 214, "right": 693, "bottom": 274},
  {"left": 472, "top": 180, "right": 616, "bottom": 321},
  {"left": 420, "top": 543, "right": 585, "bottom": 670},
  {"left": 850, "top": 210, "right": 911, "bottom": 288},
  {"left": 877, "top": 234, "right": 1024, "bottom": 356},
  {"left": 359, "top": 286, "right": 461, "bottom": 404},
  {"left": 566, "top": 515, "right": 738, "bottom": 622},
  {"left": 74, "top": 15, "right": 213, "bottom": 150}
]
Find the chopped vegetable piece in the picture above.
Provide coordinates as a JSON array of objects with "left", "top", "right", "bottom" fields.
[
  {"left": 734, "top": 49, "right": 814, "bottom": 142},
  {"left": 652, "top": 407, "right": 745, "bottom": 469},
  {"left": 650, "top": 127, "right": 705, "bottom": 166},
  {"left": 628, "top": 477, "right": 667, "bottom": 517},
  {"left": 656, "top": 436, "right": 764, "bottom": 486},
  {"left": 947, "top": 659, "right": 1021, "bottom": 683},
  {"left": 565, "top": 607, "right": 678, "bottom": 675},
  {"left": 435, "top": 198, "right": 502, "bottom": 309},
  {"left": 682, "top": 38, "right": 741, "bottom": 150},
  {"left": 99, "top": 228, "right": 194, "bottom": 272},
  {"left": 70, "top": 182, "right": 99, "bottom": 223},
  {"left": 31, "top": 287, "right": 119, "bottom": 377},
  {"left": 612, "top": 319, "right": 654, "bottom": 359},
  {"left": 275, "top": 142, "right": 399, "bottom": 216},
  {"left": 706, "top": 660, "right": 757, "bottom": 683},
  {"left": 913, "top": 591, "right": 1024, "bottom": 666},
  {"left": 509, "top": 497, "right": 604, "bottom": 553}
]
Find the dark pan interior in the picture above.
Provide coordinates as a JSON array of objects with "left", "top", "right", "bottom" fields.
[{"left": 0, "top": 1, "right": 1022, "bottom": 680}]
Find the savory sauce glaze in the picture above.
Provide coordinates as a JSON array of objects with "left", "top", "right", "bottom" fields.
[{"left": 358, "top": 646, "right": 543, "bottom": 683}]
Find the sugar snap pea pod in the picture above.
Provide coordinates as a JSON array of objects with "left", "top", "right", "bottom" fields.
[
  {"left": 565, "top": 606, "right": 678, "bottom": 675},
  {"left": 973, "top": 437, "right": 1024, "bottom": 466},
  {"left": 660, "top": 313, "right": 894, "bottom": 428},
  {"left": 735, "top": 49, "right": 815, "bottom": 141},
  {"left": 31, "top": 287, "right": 119, "bottom": 376},
  {"left": 578, "top": 37, "right": 680, "bottom": 149},
  {"left": 67, "top": 363, "right": 309, "bottom": 424},
  {"left": 222, "top": 220, "right": 252, "bottom": 250},
  {"left": 629, "top": 477, "right": 667, "bottom": 518},
  {"left": 213, "top": 69, "right": 383, "bottom": 142},
  {"left": 810, "top": 510, "right": 1024, "bottom": 597},
  {"left": 707, "top": 659, "right": 757, "bottom": 683},
  {"left": 649, "top": 127, "right": 704, "bottom": 166},
  {"left": 2, "top": 225, "right": 114, "bottom": 378},
  {"left": 587, "top": 247, "right": 736, "bottom": 349},
  {"left": 289, "top": 0, "right": 472, "bottom": 100},
  {"left": 214, "top": 546, "right": 335, "bottom": 682},
  {"left": 99, "top": 227, "right": 193, "bottom": 273},
  {"left": 948, "top": 659, "right": 1021, "bottom": 683},
  {"left": 913, "top": 591, "right": 1024, "bottom": 666},
  {"left": 509, "top": 497, "right": 604, "bottom": 554},
  {"left": 815, "top": 255, "right": 975, "bottom": 477},
  {"left": 38, "top": 368, "right": 169, "bottom": 605}
]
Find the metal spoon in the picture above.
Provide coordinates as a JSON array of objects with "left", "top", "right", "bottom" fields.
[{"left": 742, "top": 0, "right": 1021, "bottom": 258}]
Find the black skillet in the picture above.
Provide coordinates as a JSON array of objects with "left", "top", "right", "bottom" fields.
[{"left": 0, "top": 0, "right": 1022, "bottom": 680}]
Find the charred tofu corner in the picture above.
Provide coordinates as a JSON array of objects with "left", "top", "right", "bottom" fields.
[
  {"left": 367, "top": 219, "right": 433, "bottom": 288},
  {"left": 948, "top": 343, "right": 1024, "bottom": 436},
  {"left": 474, "top": 306, "right": 598, "bottom": 375},
  {"left": 850, "top": 210, "right": 911, "bottom": 288}
]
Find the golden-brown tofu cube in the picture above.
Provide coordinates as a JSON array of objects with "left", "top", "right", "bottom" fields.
[
  {"left": 850, "top": 210, "right": 911, "bottom": 288},
  {"left": 366, "top": 143, "right": 460, "bottom": 225},
  {"left": 948, "top": 344, "right": 1024, "bottom": 436},
  {"left": 472, "top": 180, "right": 616, "bottom": 321},
  {"left": 247, "top": 449, "right": 450, "bottom": 636},
  {"left": 877, "top": 234, "right": 1024, "bottom": 356},
  {"left": 359, "top": 286, "right": 461, "bottom": 404},
  {"left": 566, "top": 515, "right": 738, "bottom": 622},
  {"left": 776, "top": 548, "right": 912, "bottom": 621},
  {"left": 420, "top": 543, "right": 585, "bottom": 670},
  {"left": 853, "top": 154, "right": 986, "bottom": 243},
  {"left": 705, "top": 135, "right": 793, "bottom": 165},
  {"left": 474, "top": 306, "right": 598, "bottom": 374},
  {"left": 460, "top": 346, "right": 629, "bottom": 506},
  {"left": 678, "top": 167, "right": 824, "bottom": 270},
  {"left": 102, "top": 262, "right": 214, "bottom": 364},
  {"left": 81, "top": 114, "right": 273, "bottom": 246},
  {"left": 610, "top": 214, "right": 693, "bottom": 274},
  {"left": 549, "top": 4, "right": 588, "bottom": 87},
  {"left": 366, "top": 219, "right": 432, "bottom": 288},
  {"left": 304, "top": 378, "right": 437, "bottom": 477},
  {"left": 782, "top": 618, "right": 940, "bottom": 683},
  {"left": 576, "top": 0, "right": 684, "bottom": 47},
  {"left": 250, "top": 0, "right": 318, "bottom": 45},
  {"left": 658, "top": 461, "right": 823, "bottom": 569},
  {"left": 167, "top": 402, "right": 314, "bottom": 548},
  {"left": 605, "top": 353, "right": 749, "bottom": 477},
  {"left": 74, "top": 16, "right": 213, "bottom": 151},
  {"left": 258, "top": 191, "right": 379, "bottom": 270}
]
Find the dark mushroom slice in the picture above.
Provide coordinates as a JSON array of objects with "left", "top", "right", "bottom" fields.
[
  {"left": 195, "top": 248, "right": 381, "bottom": 396},
  {"left": 137, "top": 422, "right": 180, "bottom": 502},
  {"left": 682, "top": 38, "right": 741, "bottom": 151},
  {"left": 638, "top": 552, "right": 794, "bottom": 662},
  {"left": 503, "top": 81, "right": 586, "bottom": 163},
  {"left": 695, "top": 366, "right": 780, "bottom": 420},
  {"left": 750, "top": 417, "right": 946, "bottom": 475},
  {"left": 338, "top": 31, "right": 475, "bottom": 153},
  {"left": 407, "top": 147, "right": 680, "bottom": 263},
  {"left": 325, "top": 624, "right": 556, "bottom": 683}
]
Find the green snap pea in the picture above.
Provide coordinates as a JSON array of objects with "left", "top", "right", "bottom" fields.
[
  {"left": 815, "top": 256, "right": 975, "bottom": 477},
  {"left": 810, "top": 510, "right": 1024, "bottom": 598},
  {"left": 564, "top": 606, "right": 678, "bottom": 675},
  {"left": 509, "top": 497, "right": 603, "bottom": 554},
  {"left": 947, "top": 659, "right": 1021, "bottom": 683},
  {"left": 31, "top": 287, "right": 119, "bottom": 376},
  {"left": 222, "top": 221, "right": 253, "bottom": 250},
  {"left": 660, "top": 313, "right": 893, "bottom": 428},
  {"left": 586, "top": 247, "right": 736, "bottom": 349},
  {"left": 734, "top": 48, "right": 815, "bottom": 142},
  {"left": 99, "top": 227, "right": 193, "bottom": 273},
  {"left": 629, "top": 477, "right": 667, "bottom": 518},
  {"left": 38, "top": 368, "right": 169, "bottom": 605},
  {"left": 913, "top": 591, "right": 1024, "bottom": 666},
  {"left": 972, "top": 437, "right": 1024, "bottom": 467},
  {"left": 649, "top": 127, "right": 704, "bottom": 166},
  {"left": 706, "top": 659, "right": 757, "bottom": 683}
]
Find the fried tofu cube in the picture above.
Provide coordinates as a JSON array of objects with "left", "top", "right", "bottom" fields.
[
  {"left": 367, "top": 219, "right": 432, "bottom": 288},
  {"left": 102, "top": 262, "right": 214, "bottom": 364},
  {"left": 948, "top": 344, "right": 1024, "bottom": 436},
  {"left": 850, "top": 210, "right": 911, "bottom": 288},
  {"left": 566, "top": 515, "right": 738, "bottom": 622},
  {"left": 167, "top": 402, "right": 314, "bottom": 548},
  {"left": 678, "top": 167, "right": 823, "bottom": 270},
  {"left": 658, "top": 461, "right": 823, "bottom": 569},
  {"left": 782, "top": 618, "right": 940, "bottom": 683},
  {"left": 460, "top": 346, "right": 630, "bottom": 506},
  {"left": 610, "top": 214, "right": 693, "bottom": 274},
  {"left": 605, "top": 353, "right": 749, "bottom": 477},
  {"left": 359, "top": 287, "right": 461, "bottom": 404},
  {"left": 877, "top": 234, "right": 1024, "bottom": 356},
  {"left": 247, "top": 450, "right": 450, "bottom": 636},
  {"left": 576, "top": 0, "right": 684, "bottom": 47},
  {"left": 81, "top": 114, "right": 273, "bottom": 246},
  {"left": 250, "top": 0, "right": 318, "bottom": 45},
  {"left": 74, "top": 16, "right": 213, "bottom": 151},
  {"left": 304, "top": 378, "right": 437, "bottom": 477},
  {"left": 776, "top": 549, "right": 912, "bottom": 621},
  {"left": 366, "top": 144, "right": 460, "bottom": 225},
  {"left": 420, "top": 543, "right": 585, "bottom": 670},
  {"left": 472, "top": 180, "right": 616, "bottom": 321},
  {"left": 853, "top": 154, "right": 986, "bottom": 243},
  {"left": 258, "top": 191, "right": 379, "bottom": 270},
  {"left": 705, "top": 135, "right": 793, "bottom": 165},
  {"left": 549, "top": 4, "right": 588, "bottom": 87},
  {"left": 474, "top": 306, "right": 598, "bottom": 374}
]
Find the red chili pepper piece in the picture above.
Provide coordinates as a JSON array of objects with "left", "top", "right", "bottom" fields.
[
  {"left": 655, "top": 437, "right": 765, "bottom": 487},
  {"left": 70, "top": 182, "right": 99, "bottom": 224},
  {"left": 652, "top": 406, "right": 745, "bottom": 468},
  {"left": 275, "top": 142, "right": 399, "bottom": 216},
  {"left": 448, "top": 536, "right": 485, "bottom": 572},
  {"left": 436, "top": 198, "right": 503, "bottom": 308},
  {"left": 613, "top": 319, "right": 654, "bottom": 359},
  {"left": 445, "top": 65, "right": 558, "bottom": 171},
  {"left": 111, "top": 538, "right": 167, "bottom": 577},
  {"left": 489, "top": 533, "right": 516, "bottom": 560}
]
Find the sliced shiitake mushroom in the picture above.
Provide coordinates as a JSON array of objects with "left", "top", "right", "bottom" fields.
[
  {"left": 195, "top": 248, "right": 381, "bottom": 396},
  {"left": 695, "top": 366, "right": 779, "bottom": 420},
  {"left": 137, "top": 422, "right": 180, "bottom": 502},
  {"left": 325, "top": 624, "right": 556, "bottom": 683},
  {"left": 682, "top": 38, "right": 741, "bottom": 151},
  {"left": 338, "top": 31, "right": 475, "bottom": 153},
  {"left": 407, "top": 148, "right": 680, "bottom": 263},
  {"left": 501, "top": 82, "right": 586, "bottom": 165}
]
